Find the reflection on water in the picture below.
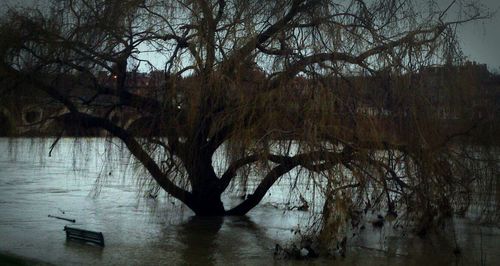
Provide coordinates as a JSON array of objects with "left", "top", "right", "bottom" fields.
[
  {"left": 0, "top": 138, "right": 499, "bottom": 265},
  {"left": 178, "top": 217, "right": 223, "bottom": 265}
]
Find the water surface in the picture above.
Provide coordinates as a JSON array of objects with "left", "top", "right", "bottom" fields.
[{"left": 0, "top": 138, "right": 498, "bottom": 265}]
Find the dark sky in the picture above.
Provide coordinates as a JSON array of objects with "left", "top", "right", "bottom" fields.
[{"left": 2, "top": 0, "right": 499, "bottom": 71}]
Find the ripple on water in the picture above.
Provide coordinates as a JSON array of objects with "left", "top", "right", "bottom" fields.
[{"left": 0, "top": 138, "right": 498, "bottom": 266}]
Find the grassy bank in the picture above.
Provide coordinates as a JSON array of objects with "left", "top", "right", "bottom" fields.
[{"left": 0, "top": 252, "right": 53, "bottom": 266}]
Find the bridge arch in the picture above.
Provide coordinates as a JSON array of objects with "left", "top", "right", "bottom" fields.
[
  {"left": 126, "top": 116, "right": 168, "bottom": 136},
  {"left": 123, "top": 114, "right": 142, "bottom": 130},
  {"left": 21, "top": 106, "right": 44, "bottom": 125},
  {"left": 106, "top": 110, "right": 145, "bottom": 131}
]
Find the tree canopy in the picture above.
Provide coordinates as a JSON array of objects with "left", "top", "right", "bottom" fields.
[{"left": 0, "top": 0, "right": 497, "bottom": 241}]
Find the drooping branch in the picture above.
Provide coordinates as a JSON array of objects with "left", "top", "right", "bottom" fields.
[
  {"left": 225, "top": 148, "right": 354, "bottom": 215},
  {"left": 366, "top": 157, "right": 410, "bottom": 190},
  {"left": 225, "top": 160, "right": 299, "bottom": 215},
  {"left": 58, "top": 111, "right": 194, "bottom": 206},
  {"left": 274, "top": 23, "right": 448, "bottom": 83},
  {"left": 3, "top": 65, "right": 194, "bottom": 206},
  {"left": 230, "top": 0, "right": 316, "bottom": 62},
  {"left": 218, "top": 154, "right": 261, "bottom": 193}
]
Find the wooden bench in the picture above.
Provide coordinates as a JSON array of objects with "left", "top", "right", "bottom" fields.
[{"left": 64, "top": 226, "right": 105, "bottom": 247}]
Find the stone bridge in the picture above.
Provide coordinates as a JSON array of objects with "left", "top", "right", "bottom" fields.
[{"left": 0, "top": 103, "right": 145, "bottom": 136}]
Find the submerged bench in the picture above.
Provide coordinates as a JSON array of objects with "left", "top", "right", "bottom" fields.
[{"left": 64, "top": 226, "right": 105, "bottom": 247}]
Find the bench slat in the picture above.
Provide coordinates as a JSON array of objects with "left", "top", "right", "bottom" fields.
[{"left": 64, "top": 226, "right": 105, "bottom": 247}]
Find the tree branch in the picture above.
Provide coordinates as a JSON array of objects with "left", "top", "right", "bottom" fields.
[
  {"left": 231, "top": 0, "right": 315, "bottom": 61},
  {"left": 225, "top": 160, "right": 298, "bottom": 215},
  {"left": 58, "top": 111, "right": 194, "bottom": 206},
  {"left": 218, "top": 154, "right": 260, "bottom": 193},
  {"left": 225, "top": 147, "right": 353, "bottom": 215}
]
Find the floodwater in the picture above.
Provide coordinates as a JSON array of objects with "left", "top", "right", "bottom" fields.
[{"left": 0, "top": 138, "right": 499, "bottom": 265}]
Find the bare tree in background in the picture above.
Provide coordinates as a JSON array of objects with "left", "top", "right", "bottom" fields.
[{"left": 0, "top": 0, "right": 497, "bottom": 241}]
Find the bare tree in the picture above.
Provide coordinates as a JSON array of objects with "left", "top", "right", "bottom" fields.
[{"left": 0, "top": 0, "right": 496, "bottom": 235}]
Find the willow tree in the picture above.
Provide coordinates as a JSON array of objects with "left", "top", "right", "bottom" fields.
[{"left": 0, "top": 0, "right": 496, "bottom": 222}]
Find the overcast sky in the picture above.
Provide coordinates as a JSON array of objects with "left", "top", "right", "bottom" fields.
[
  {"left": 1, "top": 0, "right": 499, "bottom": 71},
  {"left": 457, "top": 0, "right": 500, "bottom": 71}
]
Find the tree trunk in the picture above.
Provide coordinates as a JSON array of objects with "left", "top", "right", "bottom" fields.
[
  {"left": 190, "top": 193, "right": 226, "bottom": 216},
  {"left": 184, "top": 151, "right": 226, "bottom": 216}
]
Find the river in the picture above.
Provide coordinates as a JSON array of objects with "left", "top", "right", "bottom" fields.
[{"left": 0, "top": 138, "right": 498, "bottom": 265}]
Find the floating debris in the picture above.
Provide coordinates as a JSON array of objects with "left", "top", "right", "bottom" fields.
[{"left": 48, "top": 215, "right": 75, "bottom": 223}]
